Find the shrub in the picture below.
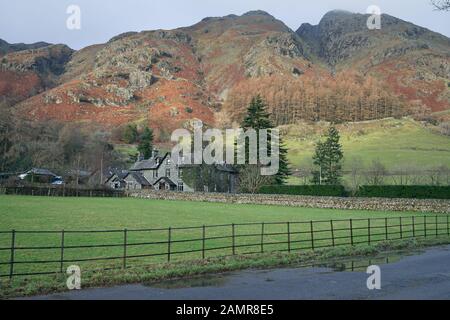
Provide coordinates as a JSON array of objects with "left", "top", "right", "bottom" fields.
[
  {"left": 259, "top": 185, "right": 348, "bottom": 197},
  {"left": 355, "top": 185, "right": 450, "bottom": 199}
]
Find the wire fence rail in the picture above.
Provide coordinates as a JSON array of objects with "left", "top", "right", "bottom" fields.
[{"left": 0, "top": 215, "right": 449, "bottom": 279}]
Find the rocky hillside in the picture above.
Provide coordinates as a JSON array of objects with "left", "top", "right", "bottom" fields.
[
  {"left": 2, "top": 10, "right": 449, "bottom": 141},
  {"left": 0, "top": 39, "right": 51, "bottom": 55},
  {"left": 0, "top": 42, "right": 73, "bottom": 106},
  {"left": 297, "top": 10, "right": 450, "bottom": 112}
]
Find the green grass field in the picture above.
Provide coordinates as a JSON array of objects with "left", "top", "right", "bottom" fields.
[
  {"left": 0, "top": 195, "right": 448, "bottom": 279},
  {"left": 283, "top": 118, "right": 450, "bottom": 184}
]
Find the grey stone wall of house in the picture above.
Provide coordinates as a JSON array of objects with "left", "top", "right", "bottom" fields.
[
  {"left": 105, "top": 174, "right": 125, "bottom": 190},
  {"left": 128, "top": 191, "right": 450, "bottom": 214},
  {"left": 137, "top": 156, "right": 194, "bottom": 192},
  {"left": 124, "top": 175, "right": 142, "bottom": 190}
]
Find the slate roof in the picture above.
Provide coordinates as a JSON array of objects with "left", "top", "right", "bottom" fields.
[
  {"left": 214, "top": 164, "right": 239, "bottom": 173},
  {"left": 154, "top": 176, "right": 177, "bottom": 187},
  {"left": 178, "top": 163, "right": 238, "bottom": 173},
  {"left": 25, "top": 168, "right": 57, "bottom": 177},
  {"left": 129, "top": 153, "right": 168, "bottom": 171},
  {"left": 124, "top": 172, "right": 151, "bottom": 186}
]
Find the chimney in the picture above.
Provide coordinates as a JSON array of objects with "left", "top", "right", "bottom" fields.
[{"left": 152, "top": 148, "right": 159, "bottom": 158}]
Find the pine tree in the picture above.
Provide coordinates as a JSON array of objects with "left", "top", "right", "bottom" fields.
[
  {"left": 123, "top": 124, "right": 138, "bottom": 144},
  {"left": 312, "top": 125, "right": 343, "bottom": 185},
  {"left": 240, "top": 95, "right": 290, "bottom": 185},
  {"left": 138, "top": 126, "right": 154, "bottom": 159}
]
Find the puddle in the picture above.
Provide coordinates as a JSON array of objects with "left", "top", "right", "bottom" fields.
[
  {"left": 143, "top": 248, "right": 425, "bottom": 289},
  {"left": 144, "top": 274, "right": 227, "bottom": 289},
  {"left": 315, "top": 249, "right": 424, "bottom": 272}
]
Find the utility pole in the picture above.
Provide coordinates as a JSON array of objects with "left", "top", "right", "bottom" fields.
[
  {"left": 100, "top": 152, "right": 104, "bottom": 186},
  {"left": 319, "top": 166, "right": 322, "bottom": 185},
  {"left": 76, "top": 155, "right": 80, "bottom": 190}
]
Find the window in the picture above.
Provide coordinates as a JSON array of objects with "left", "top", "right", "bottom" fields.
[
  {"left": 153, "top": 170, "right": 158, "bottom": 178},
  {"left": 178, "top": 182, "right": 184, "bottom": 191},
  {"left": 178, "top": 168, "right": 183, "bottom": 178},
  {"left": 165, "top": 168, "right": 170, "bottom": 177},
  {"left": 166, "top": 158, "right": 171, "bottom": 165}
]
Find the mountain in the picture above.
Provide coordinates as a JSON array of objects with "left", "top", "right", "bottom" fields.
[
  {"left": 0, "top": 39, "right": 51, "bottom": 55},
  {"left": 296, "top": 10, "right": 450, "bottom": 112},
  {"left": 0, "top": 41, "right": 73, "bottom": 106},
  {"left": 2, "top": 10, "right": 450, "bottom": 141}
]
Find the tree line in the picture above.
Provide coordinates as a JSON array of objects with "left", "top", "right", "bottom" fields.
[
  {"left": 221, "top": 71, "right": 411, "bottom": 127},
  {"left": 0, "top": 107, "right": 125, "bottom": 186}
]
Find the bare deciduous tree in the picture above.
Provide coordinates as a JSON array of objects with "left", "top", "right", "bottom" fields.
[
  {"left": 348, "top": 156, "right": 364, "bottom": 192},
  {"left": 238, "top": 165, "right": 274, "bottom": 194},
  {"left": 439, "top": 122, "right": 450, "bottom": 136},
  {"left": 364, "top": 160, "right": 388, "bottom": 186},
  {"left": 431, "top": 0, "right": 450, "bottom": 11}
]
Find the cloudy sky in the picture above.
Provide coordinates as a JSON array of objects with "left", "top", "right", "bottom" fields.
[{"left": 1, "top": 0, "right": 449, "bottom": 49}]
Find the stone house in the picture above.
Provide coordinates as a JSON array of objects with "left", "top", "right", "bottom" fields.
[
  {"left": 123, "top": 172, "right": 152, "bottom": 190},
  {"left": 113, "top": 150, "right": 239, "bottom": 193},
  {"left": 104, "top": 171, "right": 127, "bottom": 190},
  {"left": 129, "top": 150, "right": 193, "bottom": 192},
  {"left": 178, "top": 163, "right": 239, "bottom": 193}
]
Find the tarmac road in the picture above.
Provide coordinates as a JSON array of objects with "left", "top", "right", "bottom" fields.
[{"left": 25, "top": 244, "right": 450, "bottom": 300}]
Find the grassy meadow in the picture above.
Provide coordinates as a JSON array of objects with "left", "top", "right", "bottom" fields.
[
  {"left": 283, "top": 118, "right": 450, "bottom": 184},
  {"left": 0, "top": 195, "right": 448, "bottom": 279}
]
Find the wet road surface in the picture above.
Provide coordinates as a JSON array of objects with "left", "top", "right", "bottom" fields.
[{"left": 25, "top": 245, "right": 450, "bottom": 300}]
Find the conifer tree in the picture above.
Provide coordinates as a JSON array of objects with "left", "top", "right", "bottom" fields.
[
  {"left": 312, "top": 125, "right": 343, "bottom": 185},
  {"left": 240, "top": 95, "right": 290, "bottom": 186},
  {"left": 138, "top": 126, "right": 154, "bottom": 159}
]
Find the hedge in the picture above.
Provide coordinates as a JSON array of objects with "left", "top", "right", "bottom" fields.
[
  {"left": 258, "top": 185, "right": 450, "bottom": 199},
  {"left": 355, "top": 185, "right": 450, "bottom": 199},
  {"left": 1, "top": 186, "right": 125, "bottom": 198},
  {"left": 258, "top": 185, "right": 348, "bottom": 197}
]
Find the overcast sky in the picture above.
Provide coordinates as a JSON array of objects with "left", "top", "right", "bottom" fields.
[{"left": 1, "top": 0, "right": 449, "bottom": 50}]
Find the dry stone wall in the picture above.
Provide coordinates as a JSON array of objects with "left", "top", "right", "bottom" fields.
[{"left": 129, "top": 191, "right": 450, "bottom": 214}]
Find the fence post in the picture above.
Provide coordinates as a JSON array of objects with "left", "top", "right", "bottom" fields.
[
  {"left": 385, "top": 218, "right": 388, "bottom": 240},
  {"left": 350, "top": 219, "right": 354, "bottom": 246},
  {"left": 123, "top": 229, "right": 127, "bottom": 269},
  {"left": 287, "top": 222, "right": 291, "bottom": 253},
  {"left": 260, "top": 223, "right": 265, "bottom": 253},
  {"left": 368, "top": 219, "right": 371, "bottom": 245},
  {"left": 424, "top": 216, "right": 427, "bottom": 238},
  {"left": 412, "top": 216, "right": 416, "bottom": 238},
  {"left": 435, "top": 215, "right": 438, "bottom": 237},
  {"left": 60, "top": 230, "right": 65, "bottom": 273},
  {"left": 447, "top": 215, "right": 449, "bottom": 236},
  {"left": 9, "top": 230, "right": 16, "bottom": 280},
  {"left": 167, "top": 227, "right": 172, "bottom": 262},
  {"left": 310, "top": 221, "right": 314, "bottom": 250},
  {"left": 330, "top": 220, "right": 335, "bottom": 247},
  {"left": 202, "top": 225, "right": 206, "bottom": 260},
  {"left": 400, "top": 217, "right": 403, "bottom": 239},
  {"left": 232, "top": 223, "right": 236, "bottom": 255}
]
